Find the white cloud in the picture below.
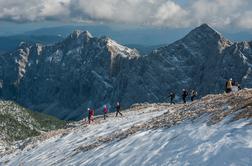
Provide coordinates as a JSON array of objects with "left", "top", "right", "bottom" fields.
[
  {"left": 69, "top": 0, "right": 186, "bottom": 26},
  {"left": 0, "top": 0, "right": 252, "bottom": 30},
  {"left": 0, "top": 0, "right": 70, "bottom": 22},
  {"left": 189, "top": 0, "right": 252, "bottom": 29},
  {"left": 40, "top": 0, "right": 70, "bottom": 19},
  {"left": 235, "top": 11, "right": 252, "bottom": 29}
]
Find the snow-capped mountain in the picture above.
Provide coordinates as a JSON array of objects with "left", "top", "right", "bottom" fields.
[
  {"left": 0, "top": 24, "right": 252, "bottom": 120},
  {"left": 1, "top": 89, "right": 251, "bottom": 165}
]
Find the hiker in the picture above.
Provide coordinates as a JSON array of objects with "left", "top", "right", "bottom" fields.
[
  {"left": 237, "top": 83, "right": 241, "bottom": 91},
  {"left": 231, "top": 81, "right": 240, "bottom": 92},
  {"left": 232, "top": 79, "right": 236, "bottom": 86},
  {"left": 182, "top": 89, "right": 188, "bottom": 104},
  {"left": 103, "top": 105, "right": 108, "bottom": 120},
  {"left": 115, "top": 102, "right": 123, "bottom": 117},
  {"left": 88, "top": 108, "right": 94, "bottom": 124},
  {"left": 191, "top": 90, "right": 197, "bottom": 101},
  {"left": 225, "top": 78, "right": 233, "bottom": 93},
  {"left": 169, "top": 92, "right": 175, "bottom": 104}
]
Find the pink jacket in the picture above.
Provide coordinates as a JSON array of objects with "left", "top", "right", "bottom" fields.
[{"left": 104, "top": 107, "right": 108, "bottom": 113}]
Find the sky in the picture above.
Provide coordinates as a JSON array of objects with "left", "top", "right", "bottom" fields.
[{"left": 0, "top": 0, "right": 252, "bottom": 36}]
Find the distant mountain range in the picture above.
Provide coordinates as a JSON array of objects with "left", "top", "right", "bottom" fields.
[
  {"left": 0, "top": 24, "right": 252, "bottom": 120},
  {"left": 1, "top": 24, "right": 252, "bottom": 55},
  {"left": 0, "top": 35, "right": 63, "bottom": 55},
  {"left": 24, "top": 25, "right": 191, "bottom": 46}
]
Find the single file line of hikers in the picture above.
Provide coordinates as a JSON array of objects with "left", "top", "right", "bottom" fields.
[
  {"left": 169, "top": 78, "right": 241, "bottom": 105},
  {"left": 84, "top": 102, "right": 123, "bottom": 124},
  {"left": 84, "top": 78, "right": 241, "bottom": 124},
  {"left": 169, "top": 89, "right": 198, "bottom": 105}
]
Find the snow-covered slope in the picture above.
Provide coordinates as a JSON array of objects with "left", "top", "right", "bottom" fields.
[{"left": 1, "top": 89, "right": 252, "bottom": 165}]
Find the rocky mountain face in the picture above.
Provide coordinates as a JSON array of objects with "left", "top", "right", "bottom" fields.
[
  {"left": 0, "top": 30, "right": 140, "bottom": 119},
  {"left": 135, "top": 24, "right": 252, "bottom": 101},
  {"left": 0, "top": 24, "right": 252, "bottom": 120}
]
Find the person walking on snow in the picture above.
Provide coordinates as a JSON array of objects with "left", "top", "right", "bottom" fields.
[
  {"left": 169, "top": 92, "right": 175, "bottom": 104},
  {"left": 237, "top": 83, "right": 241, "bottom": 91},
  {"left": 225, "top": 78, "right": 233, "bottom": 93},
  {"left": 115, "top": 102, "right": 123, "bottom": 117},
  {"left": 191, "top": 90, "right": 197, "bottom": 101},
  {"left": 182, "top": 89, "right": 188, "bottom": 104},
  {"left": 88, "top": 108, "right": 94, "bottom": 124},
  {"left": 103, "top": 105, "right": 108, "bottom": 120}
]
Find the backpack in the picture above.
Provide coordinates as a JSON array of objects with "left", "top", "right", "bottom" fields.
[{"left": 227, "top": 80, "right": 232, "bottom": 89}]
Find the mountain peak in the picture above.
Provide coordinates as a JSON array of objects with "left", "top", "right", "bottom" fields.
[
  {"left": 196, "top": 23, "right": 222, "bottom": 35},
  {"left": 191, "top": 23, "right": 221, "bottom": 36},
  {"left": 69, "top": 30, "right": 93, "bottom": 39},
  {"left": 82, "top": 30, "right": 93, "bottom": 38},
  {"left": 18, "top": 41, "right": 30, "bottom": 48},
  {"left": 197, "top": 23, "right": 214, "bottom": 30},
  {"left": 106, "top": 38, "right": 140, "bottom": 59},
  {"left": 182, "top": 23, "right": 227, "bottom": 43}
]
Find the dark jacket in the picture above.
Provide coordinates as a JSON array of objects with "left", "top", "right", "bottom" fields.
[
  {"left": 116, "top": 104, "right": 120, "bottom": 112},
  {"left": 182, "top": 91, "right": 188, "bottom": 98}
]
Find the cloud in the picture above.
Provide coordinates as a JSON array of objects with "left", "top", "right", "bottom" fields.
[
  {"left": 189, "top": 0, "right": 252, "bottom": 29},
  {"left": 68, "top": 0, "right": 187, "bottom": 26},
  {"left": 0, "top": 0, "right": 252, "bottom": 30},
  {"left": 0, "top": 0, "right": 70, "bottom": 22}
]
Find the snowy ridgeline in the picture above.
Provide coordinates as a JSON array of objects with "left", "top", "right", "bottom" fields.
[{"left": 1, "top": 90, "right": 252, "bottom": 166}]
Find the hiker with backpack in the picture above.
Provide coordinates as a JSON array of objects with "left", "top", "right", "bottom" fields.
[
  {"left": 88, "top": 108, "right": 94, "bottom": 124},
  {"left": 169, "top": 92, "right": 176, "bottom": 104},
  {"left": 115, "top": 102, "right": 123, "bottom": 117},
  {"left": 182, "top": 89, "right": 188, "bottom": 104},
  {"left": 225, "top": 78, "right": 233, "bottom": 93},
  {"left": 103, "top": 105, "right": 108, "bottom": 120},
  {"left": 191, "top": 90, "right": 197, "bottom": 101}
]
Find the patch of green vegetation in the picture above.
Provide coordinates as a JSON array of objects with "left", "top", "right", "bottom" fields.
[
  {"left": 27, "top": 110, "right": 67, "bottom": 131},
  {"left": 0, "top": 114, "right": 40, "bottom": 142},
  {"left": 0, "top": 101, "right": 67, "bottom": 142}
]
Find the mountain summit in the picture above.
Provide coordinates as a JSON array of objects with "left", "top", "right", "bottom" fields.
[
  {"left": 182, "top": 24, "right": 232, "bottom": 50},
  {"left": 189, "top": 23, "right": 221, "bottom": 37},
  {"left": 67, "top": 30, "right": 93, "bottom": 40}
]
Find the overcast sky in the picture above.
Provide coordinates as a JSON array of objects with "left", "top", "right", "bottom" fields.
[{"left": 0, "top": 0, "right": 252, "bottom": 35}]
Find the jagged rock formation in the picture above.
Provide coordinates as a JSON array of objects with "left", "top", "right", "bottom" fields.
[
  {"left": 0, "top": 24, "right": 252, "bottom": 120},
  {"left": 0, "top": 30, "right": 140, "bottom": 119}
]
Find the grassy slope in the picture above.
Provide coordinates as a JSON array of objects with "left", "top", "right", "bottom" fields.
[{"left": 0, "top": 101, "right": 66, "bottom": 142}]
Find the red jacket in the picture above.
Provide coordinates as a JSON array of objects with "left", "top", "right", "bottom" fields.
[
  {"left": 89, "top": 109, "right": 94, "bottom": 116},
  {"left": 104, "top": 107, "right": 108, "bottom": 113}
]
